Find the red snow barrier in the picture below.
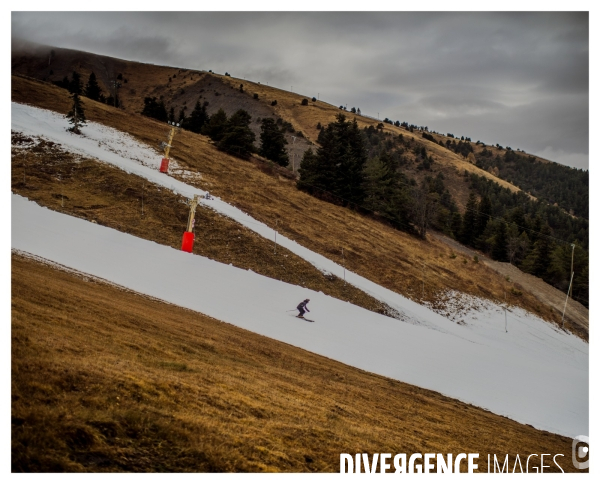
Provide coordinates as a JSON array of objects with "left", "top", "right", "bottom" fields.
[
  {"left": 181, "top": 231, "right": 195, "bottom": 253},
  {"left": 160, "top": 158, "right": 170, "bottom": 173}
]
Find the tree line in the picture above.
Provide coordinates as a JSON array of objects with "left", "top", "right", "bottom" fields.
[
  {"left": 57, "top": 73, "right": 588, "bottom": 307},
  {"left": 54, "top": 71, "right": 122, "bottom": 108},
  {"left": 296, "top": 114, "right": 588, "bottom": 307},
  {"left": 475, "top": 147, "right": 588, "bottom": 219}
]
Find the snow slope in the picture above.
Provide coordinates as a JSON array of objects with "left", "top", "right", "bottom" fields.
[
  {"left": 11, "top": 102, "right": 588, "bottom": 437},
  {"left": 12, "top": 195, "right": 588, "bottom": 438}
]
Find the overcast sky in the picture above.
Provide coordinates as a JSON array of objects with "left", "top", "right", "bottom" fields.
[{"left": 11, "top": 11, "right": 589, "bottom": 169}]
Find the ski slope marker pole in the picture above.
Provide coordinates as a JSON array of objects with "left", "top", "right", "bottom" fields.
[{"left": 342, "top": 248, "right": 346, "bottom": 285}]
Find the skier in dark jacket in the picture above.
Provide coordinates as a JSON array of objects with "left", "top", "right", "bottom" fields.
[{"left": 297, "top": 299, "right": 310, "bottom": 318}]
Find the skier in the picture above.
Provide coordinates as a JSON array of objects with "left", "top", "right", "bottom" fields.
[{"left": 297, "top": 299, "right": 310, "bottom": 318}]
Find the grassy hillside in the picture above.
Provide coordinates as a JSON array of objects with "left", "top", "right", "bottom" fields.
[
  {"left": 12, "top": 254, "right": 580, "bottom": 472},
  {"left": 11, "top": 42, "right": 530, "bottom": 210},
  {"left": 11, "top": 74, "right": 588, "bottom": 337}
]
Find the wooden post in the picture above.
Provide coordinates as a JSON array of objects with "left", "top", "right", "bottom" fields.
[
  {"left": 422, "top": 262, "right": 425, "bottom": 300},
  {"left": 504, "top": 291, "right": 507, "bottom": 333},
  {"left": 164, "top": 126, "right": 176, "bottom": 159},
  {"left": 561, "top": 244, "right": 576, "bottom": 329},
  {"left": 187, "top": 195, "right": 199, "bottom": 233}
]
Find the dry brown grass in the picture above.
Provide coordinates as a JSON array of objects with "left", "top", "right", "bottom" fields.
[
  {"left": 12, "top": 74, "right": 581, "bottom": 335},
  {"left": 214, "top": 74, "right": 522, "bottom": 208},
  {"left": 12, "top": 254, "right": 581, "bottom": 472}
]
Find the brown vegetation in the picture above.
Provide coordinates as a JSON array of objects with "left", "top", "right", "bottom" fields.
[{"left": 12, "top": 254, "right": 580, "bottom": 472}]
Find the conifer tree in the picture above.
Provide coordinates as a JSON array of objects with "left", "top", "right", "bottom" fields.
[
  {"left": 141, "top": 97, "right": 168, "bottom": 122},
  {"left": 259, "top": 118, "right": 288, "bottom": 166},
  {"left": 475, "top": 195, "right": 492, "bottom": 240},
  {"left": 68, "top": 71, "right": 82, "bottom": 95},
  {"left": 451, "top": 212, "right": 463, "bottom": 239},
  {"left": 297, "top": 148, "right": 319, "bottom": 189},
  {"left": 298, "top": 114, "right": 367, "bottom": 206},
  {"left": 459, "top": 193, "right": 478, "bottom": 246},
  {"left": 492, "top": 221, "right": 508, "bottom": 262},
  {"left": 65, "top": 92, "right": 86, "bottom": 134},
  {"left": 521, "top": 224, "right": 552, "bottom": 277},
  {"left": 182, "top": 100, "right": 209, "bottom": 134},
  {"left": 217, "top": 109, "right": 255, "bottom": 159},
  {"left": 202, "top": 108, "right": 228, "bottom": 142},
  {"left": 84, "top": 72, "right": 102, "bottom": 101},
  {"left": 362, "top": 156, "right": 393, "bottom": 215}
]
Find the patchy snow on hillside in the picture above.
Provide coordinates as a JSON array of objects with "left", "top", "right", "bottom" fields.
[{"left": 11, "top": 102, "right": 588, "bottom": 437}]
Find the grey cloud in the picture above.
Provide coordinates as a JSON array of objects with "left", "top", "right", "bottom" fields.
[{"left": 11, "top": 11, "right": 588, "bottom": 169}]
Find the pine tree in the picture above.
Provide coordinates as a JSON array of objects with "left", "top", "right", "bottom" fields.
[
  {"left": 68, "top": 71, "right": 82, "bottom": 95},
  {"left": 141, "top": 97, "right": 168, "bottom": 122},
  {"left": 460, "top": 193, "right": 478, "bottom": 246},
  {"left": 259, "top": 118, "right": 288, "bottom": 166},
  {"left": 202, "top": 108, "right": 228, "bottom": 142},
  {"left": 475, "top": 195, "right": 491, "bottom": 240},
  {"left": 182, "top": 100, "right": 209, "bottom": 134},
  {"left": 491, "top": 221, "right": 508, "bottom": 262},
  {"left": 84, "top": 72, "right": 102, "bottom": 101},
  {"left": 409, "top": 181, "right": 439, "bottom": 239},
  {"left": 297, "top": 148, "right": 319, "bottom": 188},
  {"left": 362, "top": 156, "right": 393, "bottom": 215},
  {"left": 217, "top": 109, "right": 255, "bottom": 159},
  {"left": 297, "top": 114, "right": 367, "bottom": 206},
  {"left": 521, "top": 224, "right": 552, "bottom": 277},
  {"left": 65, "top": 92, "right": 86, "bottom": 134},
  {"left": 451, "top": 212, "right": 463, "bottom": 239}
]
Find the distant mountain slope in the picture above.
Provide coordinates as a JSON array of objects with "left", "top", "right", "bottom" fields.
[{"left": 11, "top": 41, "right": 537, "bottom": 210}]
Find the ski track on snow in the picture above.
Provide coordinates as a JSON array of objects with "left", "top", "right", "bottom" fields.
[{"left": 11, "top": 102, "right": 588, "bottom": 437}]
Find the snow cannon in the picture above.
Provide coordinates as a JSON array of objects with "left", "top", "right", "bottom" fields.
[
  {"left": 160, "top": 121, "right": 180, "bottom": 174},
  {"left": 181, "top": 194, "right": 199, "bottom": 253},
  {"left": 181, "top": 231, "right": 195, "bottom": 253},
  {"left": 160, "top": 158, "right": 170, "bottom": 173}
]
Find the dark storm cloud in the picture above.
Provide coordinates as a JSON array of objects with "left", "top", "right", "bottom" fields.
[{"left": 11, "top": 11, "right": 589, "bottom": 169}]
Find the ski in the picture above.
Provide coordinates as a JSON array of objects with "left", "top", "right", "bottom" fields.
[{"left": 293, "top": 315, "right": 314, "bottom": 322}]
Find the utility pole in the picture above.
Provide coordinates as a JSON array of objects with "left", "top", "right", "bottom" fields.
[{"left": 561, "top": 244, "right": 576, "bottom": 328}]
